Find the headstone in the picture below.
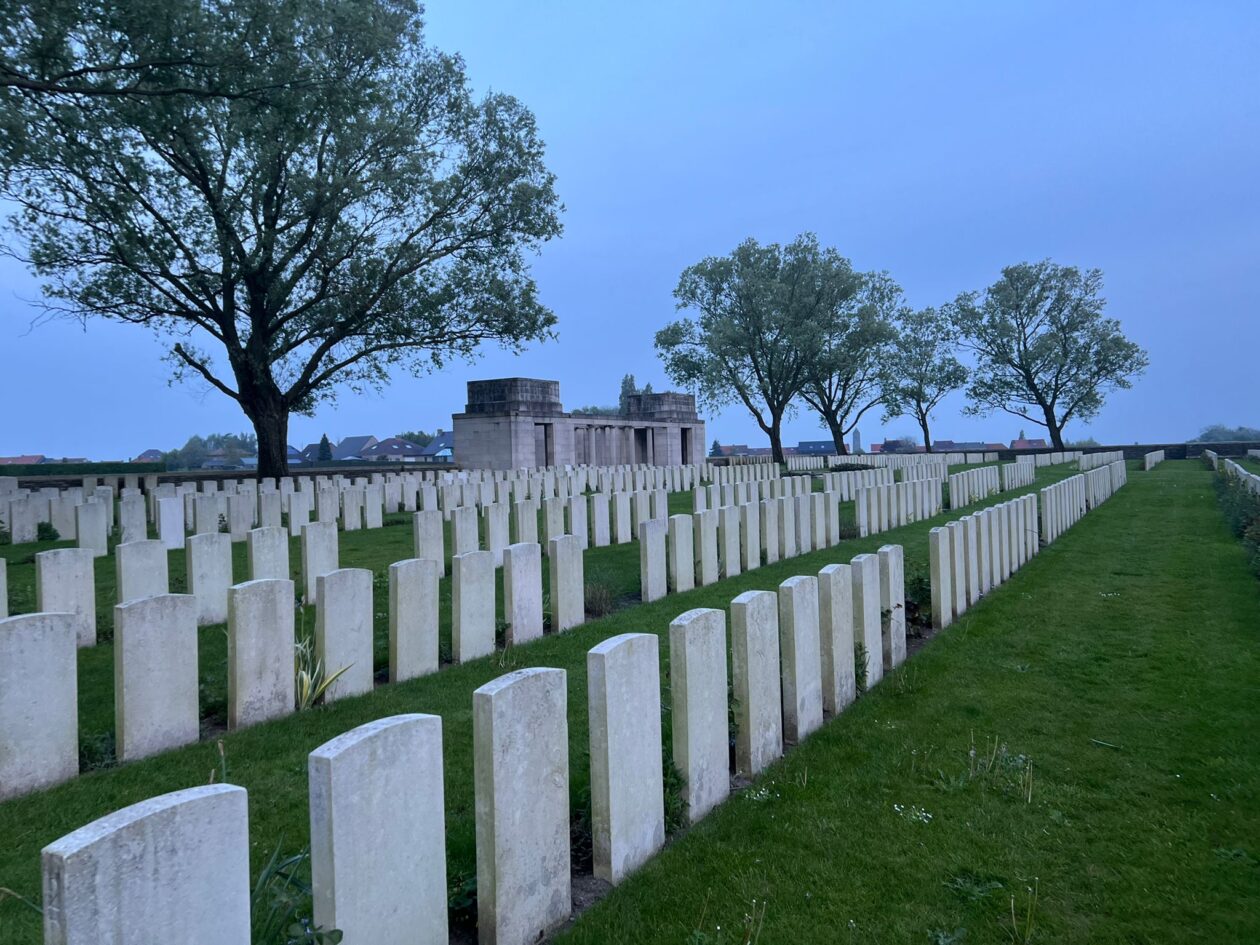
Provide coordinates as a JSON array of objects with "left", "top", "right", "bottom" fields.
[
  {"left": 485, "top": 502, "right": 510, "bottom": 567},
  {"left": 76, "top": 500, "right": 109, "bottom": 557},
  {"left": 259, "top": 491, "right": 283, "bottom": 530},
  {"left": 309, "top": 715, "right": 447, "bottom": 945},
  {"left": 730, "top": 589, "right": 783, "bottom": 777},
  {"left": 777, "top": 575, "right": 823, "bottom": 744},
  {"left": 473, "top": 668, "right": 570, "bottom": 945},
  {"left": 36, "top": 547, "right": 97, "bottom": 646},
  {"left": 878, "top": 544, "right": 906, "bottom": 671},
  {"left": 817, "top": 563, "right": 856, "bottom": 716},
  {"left": 503, "top": 542, "right": 544, "bottom": 645},
  {"left": 413, "top": 509, "right": 446, "bottom": 575},
  {"left": 929, "top": 527, "right": 953, "bottom": 630},
  {"left": 227, "top": 494, "right": 253, "bottom": 542},
  {"left": 669, "top": 607, "right": 729, "bottom": 822},
  {"left": 316, "top": 568, "right": 374, "bottom": 700},
  {"left": 0, "top": 557, "right": 6, "bottom": 619},
  {"left": 567, "top": 496, "right": 589, "bottom": 551},
  {"left": 119, "top": 494, "right": 148, "bottom": 544},
  {"left": 948, "top": 521, "right": 967, "bottom": 617},
  {"left": 740, "top": 501, "right": 761, "bottom": 571},
  {"left": 693, "top": 509, "right": 719, "bottom": 586},
  {"left": 638, "top": 518, "right": 667, "bottom": 603},
  {"left": 718, "top": 504, "right": 741, "bottom": 579},
  {"left": 587, "top": 633, "right": 664, "bottom": 884},
  {"left": 0, "top": 613, "right": 78, "bottom": 800},
  {"left": 667, "top": 514, "right": 695, "bottom": 593},
  {"left": 287, "top": 490, "right": 312, "bottom": 538},
  {"left": 851, "top": 553, "right": 883, "bottom": 688},
  {"left": 388, "top": 558, "right": 440, "bottom": 682},
  {"left": 40, "top": 784, "right": 250, "bottom": 944},
  {"left": 228, "top": 578, "right": 295, "bottom": 730},
  {"left": 760, "top": 498, "right": 780, "bottom": 565},
  {"left": 186, "top": 532, "right": 233, "bottom": 626},
  {"left": 156, "top": 496, "right": 186, "bottom": 550},
  {"left": 589, "top": 493, "right": 611, "bottom": 546},
  {"left": 453, "top": 550, "right": 495, "bottom": 662},
  {"left": 116, "top": 539, "right": 169, "bottom": 603},
  {"left": 549, "top": 534, "right": 584, "bottom": 632},
  {"left": 247, "top": 525, "right": 290, "bottom": 581},
  {"left": 301, "top": 520, "right": 339, "bottom": 604},
  {"left": 114, "top": 594, "right": 199, "bottom": 761},
  {"left": 612, "top": 491, "right": 633, "bottom": 544},
  {"left": 777, "top": 496, "right": 797, "bottom": 559}
]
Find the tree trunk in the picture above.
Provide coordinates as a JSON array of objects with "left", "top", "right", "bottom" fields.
[
  {"left": 1042, "top": 406, "right": 1065, "bottom": 450},
  {"left": 768, "top": 417, "right": 785, "bottom": 465},
  {"left": 248, "top": 403, "right": 290, "bottom": 479},
  {"left": 823, "top": 414, "right": 846, "bottom": 456},
  {"left": 919, "top": 412, "right": 933, "bottom": 453}
]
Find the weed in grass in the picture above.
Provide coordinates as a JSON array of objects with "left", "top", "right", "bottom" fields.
[
  {"left": 688, "top": 896, "right": 767, "bottom": 945},
  {"left": 854, "top": 642, "right": 870, "bottom": 694},
  {"left": 77, "top": 730, "right": 117, "bottom": 772},
  {"left": 928, "top": 928, "right": 969, "bottom": 944},
  {"left": 1005, "top": 878, "right": 1039, "bottom": 944},
  {"left": 944, "top": 872, "right": 1004, "bottom": 902},
  {"left": 250, "top": 841, "right": 342, "bottom": 945},
  {"left": 584, "top": 579, "right": 615, "bottom": 618},
  {"left": 446, "top": 868, "right": 478, "bottom": 930}
]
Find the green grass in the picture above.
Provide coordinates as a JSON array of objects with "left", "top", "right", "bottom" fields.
[
  {"left": 0, "top": 467, "right": 1076, "bottom": 941},
  {"left": 557, "top": 460, "right": 1260, "bottom": 944},
  {"left": 1237, "top": 456, "right": 1260, "bottom": 475}
]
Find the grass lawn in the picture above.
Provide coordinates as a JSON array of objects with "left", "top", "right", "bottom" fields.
[
  {"left": 1237, "top": 456, "right": 1260, "bottom": 475},
  {"left": 558, "top": 460, "right": 1260, "bottom": 944},
  {"left": 0, "top": 465, "right": 1077, "bottom": 942}
]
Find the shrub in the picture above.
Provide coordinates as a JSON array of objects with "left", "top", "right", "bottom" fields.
[
  {"left": 585, "top": 580, "right": 615, "bottom": 617},
  {"left": 36, "top": 521, "right": 60, "bottom": 542},
  {"left": 1215, "top": 472, "right": 1260, "bottom": 577}
]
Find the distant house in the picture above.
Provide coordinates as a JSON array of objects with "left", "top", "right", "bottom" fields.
[
  {"left": 133, "top": 449, "right": 164, "bottom": 463},
  {"left": 796, "top": 440, "right": 836, "bottom": 456},
  {"left": 361, "top": 437, "right": 428, "bottom": 462},
  {"left": 0, "top": 455, "right": 47, "bottom": 465},
  {"left": 332, "top": 435, "right": 379, "bottom": 461},
  {"left": 1010, "top": 437, "right": 1048, "bottom": 450},
  {"left": 421, "top": 430, "right": 455, "bottom": 461}
]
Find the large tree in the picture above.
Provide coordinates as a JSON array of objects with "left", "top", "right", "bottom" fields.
[
  {"left": 656, "top": 234, "right": 849, "bottom": 463},
  {"left": 799, "top": 271, "right": 896, "bottom": 454},
  {"left": 4, "top": 0, "right": 562, "bottom": 477},
  {"left": 881, "top": 306, "right": 968, "bottom": 452},
  {"left": 948, "top": 261, "right": 1148, "bottom": 449}
]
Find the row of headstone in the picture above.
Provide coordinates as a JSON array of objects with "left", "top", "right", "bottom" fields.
[
  {"left": 1142, "top": 449, "right": 1165, "bottom": 472},
  {"left": 1030, "top": 450, "right": 1083, "bottom": 468},
  {"left": 1221, "top": 458, "right": 1260, "bottom": 494},
  {"left": 897, "top": 461, "right": 948, "bottom": 483},
  {"left": 853, "top": 480, "right": 944, "bottom": 537},
  {"left": 692, "top": 475, "right": 811, "bottom": 513},
  {"left": 1078, "top": 450, "right": 1125, "bottom": 471},
  {"left": 1038, "top": 461, "right": 1127, "bottom": 545},
  {"left": 823, "top": 467, "right": 894, "bottom": 501},
  {"left": 929, "top": 494, "right": 1039, "bottom": 628},
  {"left": 32, "top": 543, "right": 906, "bottom": 945},
  {"left": 1000, "top": 461, "right": 1036, "bottom": 491},
  {"left": 947, "top": 465, "right": 1001, "bottom": 509},
  {"left": 1083, "top": 460, "right": 1128, "bottom": 509},
  {"left": 705, "top": 462, "right": 780, "bottom": 484}
]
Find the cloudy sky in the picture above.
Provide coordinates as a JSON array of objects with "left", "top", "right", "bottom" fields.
[{"left": 2, "top": 1, "right": 1256, "bottom": 458}]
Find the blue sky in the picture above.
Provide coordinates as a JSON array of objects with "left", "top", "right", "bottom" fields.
[{"left": 1, "top": 1, "right": 1257, "bottom": 458}]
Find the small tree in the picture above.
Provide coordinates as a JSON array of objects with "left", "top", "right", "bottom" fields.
[
  {"left": 658, "top": 234, "right": 845, "bottom": 463},
  {"left": 949, "top": 261, "right": 1148, "bottom": 449},
  {"left": 396, "top": 430, "right": 435, "bottom": 448},
  {"left": 800, "top": 271, "right": 896, "bottom": 454},
  {"left": 618, "top": 374, "right": 638, "bottom": 413},
  {"left": 881, "top": 307, "right": 968, "bottom": 453},
  {"left": 317, "top": 435, "right": 332, "bottom": 462},
  {"left": 709, "top": 439, "right": 723, "bottom": 457}
]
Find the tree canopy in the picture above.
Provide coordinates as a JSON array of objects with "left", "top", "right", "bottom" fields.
[
  {"left": 4, "top": 0, "right": 562, "bottom": 476},
  {"left": 1194, "top": 424, "right": 1260, "bottom": 443},
  {"left": 657, "top": 234, "right": 848, "bottom": 463},
  {"left": 881, "top": 306, "right": 968, "bottom": 453},
  {"left": 948, "top": 260, "right": 1148, "bottom": 449}
]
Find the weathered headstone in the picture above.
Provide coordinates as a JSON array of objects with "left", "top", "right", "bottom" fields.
[
  {"left": 851, "top": 553, "right": 883, "bottom": 688},
  {"left": 638, "top": 518, "right": 667, "bottom": 603},
  {"left": 587, "top": 633, "right": 664, "bottom": 884},
  {"left": 247, "top": 525, "right": 290, "bottom": 581},
  {"left": 668, "top": 607, "right": 729, "bottom": 822},
  {"left": 227, "top": 578, "right": 295, "bottom": 730},
  {"left": 730, "top": 589, "right": 783, "bottom": 777},
  {"left": 549, "top": 534, "right": 584, "bottom": 632},
  {"left": 473, "top": 668, "right": 571, "bottom": 945},
  {"left": 777, "top": 575, "right": 823, "bottom": 744},
  {"left": 316, "top": 568, "right": 375, "bottom": 700},
  {"left": 503, "top": 542, "right": 543, "bottom": 645},
  {"left": 309, "top": 714, "right": 447, "bottom": 945},
  {"left": 76, "top": 500, "right": 109, "bottom": 557},
  {"left": 36, "top": 547, "right": 97, "bottom": 646},
  {"left": 388, "top": 558, "right": 440, "bottom": 682},
  {"left": 114, "top": 594, "right": 199, "bottom": 761},
  {"left": 115, "top": 539, "right": 169, "bottom": 604},
  {"left": 878, "top": 544, "right": 906, "bottom": 671},
  {"left": 817, "top": 563, "right": 856, "bottom": 716},
  {"left": 453, "top": 550, "right": 495, "bottom": 661},
  {"left": 301, "top": 520, "right": 339, "bottom": 604}
]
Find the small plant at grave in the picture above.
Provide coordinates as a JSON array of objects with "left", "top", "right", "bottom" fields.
[
  {"left": 584, "top": 579, "right": 615, "bottom": 618},
  {"left": 446, "top": 868, "right": 478, "bottom": 931},
  {"left": 218, "top": 513, "right": 230, "bottom": 534},
  {"left": 294, "top": 632, "right": 351, "bottom": 711},
  {"left": 1005, "top": 878, "right": 1039, "bottom": 944},
  {"left": 0, "top": 525, "right": 11, "bottom": 545},
  {"left": 944, "top": 871, "right": 1004, "bottom": 902},
  {"left": 904, "top": 568, "right": 932, "bottom": 634},
  {"left": 36, "top": 521, "right": 60, "bottom": 542},
  {"left": 541, "top": 589, "right": 553, "bottom": 632},
  {"left": 78, "top": 730, "right": 118, "bottom": 772},
  {"left": 928, "top": 928, "right": 969, "bottom": 945},
  {"left": 932, "top": 733, "right": 1035, "bottom": 801},
  {"left": 250, "top": 841, "right": 343, "bottom": 945},
  {"left": 569, "top": 784, "right": 594, "bottom": 873},
  {"left": 854, "top": 642, "right": 870, "bottom": 695}
]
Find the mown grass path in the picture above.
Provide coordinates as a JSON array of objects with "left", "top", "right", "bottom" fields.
[{"left": 558, "top": 461, "right": 1260, "bottom": 944}]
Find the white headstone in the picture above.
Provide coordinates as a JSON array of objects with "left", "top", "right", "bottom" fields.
[
  {"left": 247, "top": 525, "right": 290, "bottom": 581},
  {"left": 638, "top": 518, "right": 667, "bottom": 603},
  {"left": 669, "top": 607, "right": 729, "bottom": 822},
  {"left": 730, "top": 589, "right": 783, "bottom": 777},
  {"left": 549, "top": 534, "right": 584, "bottom": 632},
  {"left": 453, "top": 549, "right": 496, "bottom": 662},
  {"left": 777, "top": 575, "right": 823, "bottom": 744},
  {"left": 36, "top": 547, "right": 97, "bottom": 646},
  {"left": 301, "top": 520, "right": 339, "bottom": 604},
  {"left": 817, "top": 563, "right": 855, "bottom": 716},
  {"left": 186, "top": 532, "right": 233, "bottom": 626},
  {"left": 309, "top": 715, "right": 447, "bottom": 945},
  {"left": 878, "top": 544, "right": 906, "bottom": 671},
  {"left": 114, "top": 594, "right": 199, "bottom": 761},
  {"left": 316, "top": 568, "right": 374, "bottom": 701},
  {"left": 503, "top": 542, "right": 543, "bottom": 646},
  {"left": 851, "top": 553, "right": 883, "bottom": 688},
  {"left": 388, "top": 558, "right": 440, "bottom": 682},
  {"left": 115, "top": 539, "right": 169, "bottom": 604},
  {"left": 227, "top": 578, "right": 295, "bottom": 730}
]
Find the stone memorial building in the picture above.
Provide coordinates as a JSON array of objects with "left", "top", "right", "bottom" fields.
[{"left": 452, "top": 378, "right": 706, "bottom": 469}]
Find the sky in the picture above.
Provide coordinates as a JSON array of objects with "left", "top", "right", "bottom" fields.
[{"left": 1, "top": 0, "right": 1257, "bottom": 459}]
